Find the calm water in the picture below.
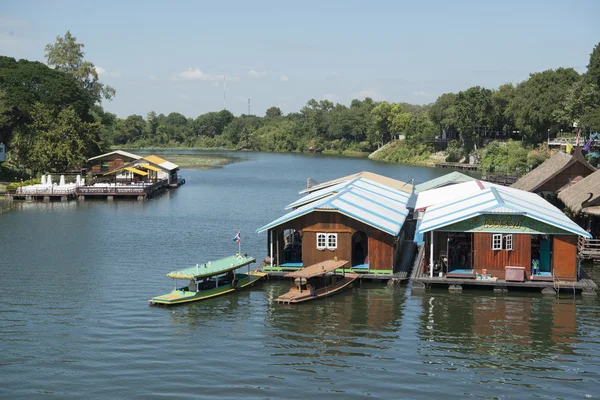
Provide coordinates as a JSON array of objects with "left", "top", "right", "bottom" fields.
[{"left": 1, "top": 152, "right": 599, "bottom": 399}]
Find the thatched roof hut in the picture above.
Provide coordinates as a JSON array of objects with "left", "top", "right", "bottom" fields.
[
  {"left": 558, "top": 169, "right": 600, "bottom": 216},
  {"left": 511, "top": 147, "right": 596, "bottom": 193}
]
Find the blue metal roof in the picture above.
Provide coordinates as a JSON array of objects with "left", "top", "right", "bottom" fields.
[
  {"left": 257, "top": 177, "right": 410, "bottom": 236},
  {"left": 418, "top": 184, "right": 591, "bottom": 238}
]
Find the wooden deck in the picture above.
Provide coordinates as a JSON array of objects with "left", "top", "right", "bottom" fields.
[
  {"left": 76, "top": 180, "right": 168, "bottom": 200},
  {"left": 411, "top": 245, "right": 597, "bottom": 295},
  {"left": 482, "top": 174, "right": 519, "bottom": 186},
  {"left": 578, "top": 237, "right": 600, "bottom": 260},
  {"left": 434, "top": 162, "right": 479, "bottom": 171}
]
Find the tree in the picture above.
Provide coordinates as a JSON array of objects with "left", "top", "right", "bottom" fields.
[
  {"left": 428, "top": 93, "right": 457, "bottom": 137},
  {"left": 506, "top": 68, "right": 580, "bottom": 142},
  {"left": 587, "top": 42, "right": 600, "bottom": 88},
  {"left": 11, "top": 103, "right": 102, "bottom": 172},
  {"left": 0, "top": 56, "right": 94, "bottom": 145},
  {"left": 265, "top": 106, "right": 282, "bottom": 118},
  {"left": 45, "top": 31, "right": 115, "bottom": 103},
  {"left": 454, "top": 86, "right": 494, "bottom": 156}
]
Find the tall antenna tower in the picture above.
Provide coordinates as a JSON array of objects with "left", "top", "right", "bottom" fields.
[
  {"left": 223, "top": 76, "right": 227, "bottom": 110},
  {"left": 248, "top": 98, "right": 251, "bottom": 115}
]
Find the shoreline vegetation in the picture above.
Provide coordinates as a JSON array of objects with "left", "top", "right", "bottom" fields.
[{"left": 1, "top": 32, "right": 599, "bottom": 179}]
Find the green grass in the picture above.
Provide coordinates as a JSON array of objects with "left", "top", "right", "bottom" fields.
[{"left": 161, "top": 154, "right": 239, "bottom": 169}]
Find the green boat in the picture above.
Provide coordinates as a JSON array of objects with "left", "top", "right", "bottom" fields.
[{"left": 149, "top": 255, "right": 264, "bottom": 306}]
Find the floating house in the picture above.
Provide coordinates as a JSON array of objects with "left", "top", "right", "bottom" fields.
[
  {"left": 100, "top": 155, "right": 181, "bottom": 186},
  {"left": 557, "top": 169, "right": 600, "bottom": 259},
  {"left": 511, "top": 148, "right": 596, "bottom": 194},
  {"left": 88, "top": 150, "right": 142, "bottom": 176},
  {"left": 412, "top": 180, "right": 596, "bottom": 294},
  {"left": 257, "top": 172, "right": 412, "bottom": 276}
]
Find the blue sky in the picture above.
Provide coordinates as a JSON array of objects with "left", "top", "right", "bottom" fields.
[{"left": 1, "top": 0, "right": 599, "bottom": 118}]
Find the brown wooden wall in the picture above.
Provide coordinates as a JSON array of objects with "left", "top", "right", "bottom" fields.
[
  {"left": 272, "top": 211, "right": 396, "bottom": 270},
  {"left": 473, "top": 233, "right": 531, "bottom": 279},
  {"left": 552, "top": 235, "right": 577, "bottom": 281},
  {"left": 90, "top": 154, "right": 138, "bottom": 175},
  {"left": 537, "top": 162, "right": 594, "bottom": 193}
]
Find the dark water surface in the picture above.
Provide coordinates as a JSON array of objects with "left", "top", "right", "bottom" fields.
[{"left": 1, "top": 152, "right": 599, "bottom": 399}]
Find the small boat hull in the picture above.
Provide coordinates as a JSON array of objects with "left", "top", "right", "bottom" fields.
[
  {"left": 149, "top": 272, "right": 265, "bottom": 305},
  {"left": 276, "top": 273, "right": 358, "bottom": 304}
]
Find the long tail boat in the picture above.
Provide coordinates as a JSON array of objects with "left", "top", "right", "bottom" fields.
[
  {"left": 275, "top": 259, "right": 358, "bottom": 304},
  {"left": 149, "top": 254, "right": 265, "bottom": 306}
]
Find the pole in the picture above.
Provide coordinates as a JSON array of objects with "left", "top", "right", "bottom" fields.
[
  {"left": 248, "top": 98, "right": 251, "bottom": 115},
  {"left": 270, "top": 230, "right": 274, "bottom": 267},
  {"left": 430, "top": 231, "right": 434, "bottom": 278}
]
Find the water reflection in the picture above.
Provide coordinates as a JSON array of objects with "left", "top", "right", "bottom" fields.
[
  {"left": 263, "top": 283, "right": 406, "bottom": 366},
  {"left": 418, "top": 293, "right": 579, "bottom": 369}
]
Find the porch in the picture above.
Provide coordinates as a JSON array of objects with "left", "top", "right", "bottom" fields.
[{"left": 578, "top": 237, "right": 600, "bottom": 260}]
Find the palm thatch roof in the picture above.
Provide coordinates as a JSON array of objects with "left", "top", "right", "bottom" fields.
[
  {"left": 558, "top": 170, "right": 600, "bottom": 216},
  {"left": 511, "top": 147, "right": 595, "bottom": 192}
]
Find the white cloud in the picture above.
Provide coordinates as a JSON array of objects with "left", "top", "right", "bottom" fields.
[
  {"left": 248, "top": 69, "right": 267, "bottom": 79},
  {"left": 353, "top": 89, "right": 384, "bottom": 101},
  {"left": 94, "top": 66, "right": 106, "bottom": 76},
  {"left": 323, "top": 93, "right": 338, "bottom": 102},
  {"left": 178, "top": 67, "right": 239, "bottom": 81},
  {"left": 109, "top": 71, "right": 121, "bottom": 78},
  {"left": 412, "top": 91, "right": 436, "bottom": 98},
  {"left": 280, "top": 75, "right": 289, "bottom": 82},
  {"left": 149, "top": 75, "right": 159, "bottom": 81}
]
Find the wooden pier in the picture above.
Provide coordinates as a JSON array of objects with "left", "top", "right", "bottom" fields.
[
  {"left": 482, "top": 174, "right": 519, "bottom": 186},
  {"left": 76, "top": 180, "right": 168, "bottom": 200},
  {"left": 411, "top": 245, "right": 597, "bottom": 296},
  {"left": 434, "top": 162, "right": 479, "bottom": 171},
  {"left": 9, "top": 187, "right": 77, "bottom": 202}
]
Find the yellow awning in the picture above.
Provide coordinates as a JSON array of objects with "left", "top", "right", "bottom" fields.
[
  {"left": 103, "top": 168, "right": 124, "bottom": 176},
  {"left": 124, "top": 167, "right": 148, "bottom": 176},
  {"left": 144, "top": 155, "right": 168, "bottom": 165},
  {"left": 139, "top": 163, "right": 161, "bottom": 172}
]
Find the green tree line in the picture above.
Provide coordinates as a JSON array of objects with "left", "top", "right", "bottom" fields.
[{"left": 1, "top": 32, "right": 599, "bottom": 174}]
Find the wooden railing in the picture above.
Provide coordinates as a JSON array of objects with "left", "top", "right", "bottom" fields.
[
  {"left": 578, "top": 237, "right": 600, "bottom": 259},
  {"left": 76, "top": 180, "right": 167, "bottom": 195}
]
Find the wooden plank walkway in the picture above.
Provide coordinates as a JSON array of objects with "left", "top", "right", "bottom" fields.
[
  {"left": 411, "top": 245, "right": 597, "bottom": 294},
  {"left": 434, "top": 162, "right": 479, "bottom": 171}
]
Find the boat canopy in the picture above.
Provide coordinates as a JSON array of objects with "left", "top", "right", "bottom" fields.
[
  {"left": 167, "top": 255, "right": 256, "bottom": 279},
  {"left": 139, "top": 163, "right": 161, "bottom": 172},
  {"left": 103, "top": 166, "right": 148, "bottom": 176},
  {"left": 284, "top": 259, "right": 348, "bottom": 279}
]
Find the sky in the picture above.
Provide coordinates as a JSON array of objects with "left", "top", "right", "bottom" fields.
[{"left": 1, "top": 0, "right": 599, "bottom": 119}]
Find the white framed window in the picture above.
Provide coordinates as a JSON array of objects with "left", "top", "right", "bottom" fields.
[
  {"left": 492, "top": 234, "right": 502, "bottom": 250},
  {"left": 317, "top": 233, "right": 327, "bottom": 250},
  {"left": 327, "top": 233, "right": 338, "bottom": 250},
  {"left": 504, "top": 234, "right": 513, "bottom": 251}
]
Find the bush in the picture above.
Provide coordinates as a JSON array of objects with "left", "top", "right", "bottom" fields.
[
  {"left": 7, "top": 178, "right": 41, "bottom": 191},
  {"left": 444, "top": 141, "right": 463, "bottom": 162}
]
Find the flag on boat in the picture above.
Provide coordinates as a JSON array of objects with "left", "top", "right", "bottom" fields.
[
  {"left": 566, "top": 142, "right": 573, "bottom": 154},
  {"left": 233, "top": 229, "right": 241, "bottom": 244},
  {"left": 583, "top": 139, "right": 593, "bottom": 152},
  {"left": 576, "top": 129, "right": 581, "bottom": 146}
]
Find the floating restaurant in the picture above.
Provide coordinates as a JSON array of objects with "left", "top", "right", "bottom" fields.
[
  {"left": 412, "top": 180, "right": 597, "bottom": 295},
  {"left": 257, "top": 172, "right": 415, "bottom": 279}
]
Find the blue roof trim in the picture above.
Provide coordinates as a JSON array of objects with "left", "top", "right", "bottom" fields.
[
  {"left": 348, "top": 189, "right": 409, "bottom": 216},
  {"left": 490, "top": 187, "right": 504, "bottom": 205},
  {"left": 356, "top": 178, "right": 412, "bottom": 198},
  {"left": 335, "top": 209, "right": 400, "bottom": 236},
  {"left": 334, "top": 197, "right": 404, "bottom": 228}
]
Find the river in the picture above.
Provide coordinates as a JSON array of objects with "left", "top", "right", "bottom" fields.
[{"left": 0, "top": 151, "right": 599, "bottom": 399}]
